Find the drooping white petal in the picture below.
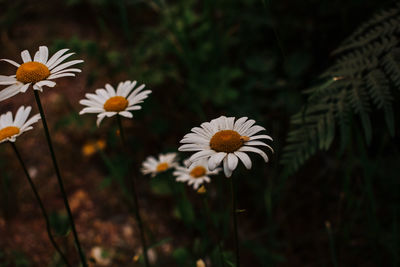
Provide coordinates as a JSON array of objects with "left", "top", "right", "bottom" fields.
[
  {"left": 0, "top": 84, "right": 22, "bottom": 101},
  {"left": 249, "top": 134, "right": 273, "bottom": 141},
  {"left": 208, "top": 152, "right": 227, "bottom": 171},
  {"left": 179, "top": 144, "right": 206, "bottom": 152},
  {"left": 239, "top": 146, "right": 269, "bottom": 162},
  {"left": 189, "top": 150, "right": 215, "bottom": 163},
  {"left": 227, "top": 153, "right": 239, "bottom": 171},
  {"left": 119, "top": 111, "right": 133, "bottom": 118},
  {"left": 234, "top": 151, "right": 252, "bottom": 169},
  {"left": 223, "top": 157, "right": 233, "bottom": 177},
  {"left": 19, "top": 83, "right": 30, "bottom": 93}
]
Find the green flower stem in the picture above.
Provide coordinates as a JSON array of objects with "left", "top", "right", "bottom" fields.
[
  {"left": 10, "top": 142, "right": 71, "bottom": 267},
  {"left": 229, "top": 176, "right": 240, "bottom": 266},
  {"left": 33, "top": 90, "right": 87, "bottom": 267},
  {"left": 116, "top": 115, "right": 150, "bottom": 267}
]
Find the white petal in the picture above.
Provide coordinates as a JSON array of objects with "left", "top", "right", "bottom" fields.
[
  {"left": 227, "top": 153, "right": 239, "bottom": 171},
  {"left": 178, "top": 144, "right": 206, "bottom": 152},
  {"left": 105, "top": 84, "right": 116, "bottom": 96},
  {"left": 79, "top": 107, "right": 104, "bottom": 114},
  {"left": 21, "top": 50, "right": 32, "bottom": 63},
  {"left": 35, "top": 80, "right": 56, "bottom": 88},
  {"left": 38, "top": 46, "right": 49, "bottom": 64},
  {"left": 119, "top": 111, "right": 133, "bottom": 118},
  {"left": 79, "top": 99, "right": 102, "bottom": 107},
  {"left": 0, "top": 84, "right": 22, "bottom": 101},
  {"left": 239, "top": 146, "right": 269, "bottom": 162},
  {"left": 245, "top": 141, "right": 274, "bottom": 153},
  {"left": 223, "top": 157, "right": 233, "bottom": 177},
  {"left": 1, "top": 59, "right": 20, "bottom": 67},
  {"left": 95, "top": 89, "right": 111, "bottom": 100},
  {"left": 0, "top": 75, "right": 17, "bottom": 85},
  {"left": 244, "top": 125, "right": 266, "bottom": 137},
  {"left": 237, "top": 119, "right": 256, "bottom": 135},
  {"left": 48, "top": 73, "right": 75, "bottom": 80},
  {"left": 208, "top": 152, "right": 227, "bottom": 171},
  {"left": 234, "top": 151, "right": 252, "bottom": 169},
  {"left": 33, "top": 51, "right": 40, "bottom": 62},
  {"left": 46, "top": 49, "right": 69, "bottom": 67},
  {"left": 189, "top": 150, "right": 215, "bottom": 163},
  {"left": 19, "top": 83, "right": 31, "bottom": 93},
  {"left": 20, "top": 114, "right": 41, "bottom": 130},
  {"left": 96, "top": 114, "right": 107, "bottom": 127},
  {"left": 48, "top": 53, "right": 75, "bottom": 70},
  {"left": 249, "top": 134, "right": 273, "bottom": 141},
  {"left": 50, "top": 60, "right": 83, "bottom": 73},
  {"left": 15, "top": 106, "right": 31, "bottom": 127},
  {"left": 233, "top": 117, "right": 248, "bottom": 131},
  {"left": 126, "top": 106, "right": 142, "bottom": 111}
]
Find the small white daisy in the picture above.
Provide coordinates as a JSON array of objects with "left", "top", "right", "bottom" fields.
[
  {"left": 79, "top": 80, "right": 152, "bottom": 126},
  {"left": 141, "top": 153, "right": 178, "bottom": 177},
  {"left": 173, "top": 159, "right": 220, "bottom": 190},
  {"left": 0, "top": 106, "right": 41, "bottom": 144},
  {"left": 0, "top": 46, "right": 83, "bottom": 101},
  {"left": 178, "top": 116, "right": 273, "bottom": 177}
]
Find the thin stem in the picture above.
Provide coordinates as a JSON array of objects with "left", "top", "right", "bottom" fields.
[
  {"left": 229, "top": 177, "right": 240, "bottom": 266},
  {"left": 10, "top": 142, "right": 71, "bottom": 267},
  {"left": 201, "top": 194, "right": 225, "bottom": 267},
  {"left": 33, "top": 90, "right": 87, "bottom": 267},
  {"left": 117, "top": 115, "right": 150, "bottom": 267}
]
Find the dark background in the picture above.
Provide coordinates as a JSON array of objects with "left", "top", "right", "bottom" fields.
[{"left": 0, "top": 0, "right": 399, "bottom": 266}]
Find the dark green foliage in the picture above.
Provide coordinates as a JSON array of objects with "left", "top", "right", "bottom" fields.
[{"left": 281, "top": 3, "right": 400, "bottom": 175}]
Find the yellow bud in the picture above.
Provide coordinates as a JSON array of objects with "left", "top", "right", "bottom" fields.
[
  {"left": 196, "top": 259, "right": 206, "bottom": 267},
  {"left": 197, "top": 185, "right": 207, "bottom": 194}
]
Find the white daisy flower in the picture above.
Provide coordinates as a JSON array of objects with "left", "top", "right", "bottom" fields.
[
  {"left": 0, "top": 46, "right": 83, "bottom": 101},
  {"left": 141, "top": 153, "right": 178, "bottom": 177},
  {"left": 178, "top": 116, "right": 273, "bottom": 178},
  {"left": 0, "top": 106, "right": 41, "bottom": 144},
  {"left": 79, "top": 80, "right": 152, "bottom": 126},
  {"left": 173, "top": 158, "right": 220, "bottom": 190}
]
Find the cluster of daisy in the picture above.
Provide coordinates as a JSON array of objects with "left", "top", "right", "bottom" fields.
[
  {"left": 140, "top": 115, "right": 274, "bottom": 190},
  {"left": 0, "top": 45, "right": 152, "bottom": 142},
  {"left": 0, "top": 45, "right": 274, "bottom": 266},
  {"left": 141, "top": 153, "right": 220, "bottom": 190}
]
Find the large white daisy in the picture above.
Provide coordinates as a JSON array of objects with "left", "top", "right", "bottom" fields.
[
  {"left": 0, "top": 46, "right": 83, "bottom": 101},
  {"left": 173, "top": 159, "right": 220, "bottom": 190},
  {"left": 141, "top": 153, "right": 178, "bottom": 177},
  {"left": 79, "top": 80, "right": 152, "bottom": 126},
  {"left": 0, "top": 106, "right": 41, "bottom": 144},
  {"left": 178, "top": 116, "right": 273, "bottom": 177}
]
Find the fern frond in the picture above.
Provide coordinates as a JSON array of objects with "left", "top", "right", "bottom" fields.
[
  {"left": 382, "top": 48, "right": 400, "bottom": 88},
  {"left": 366, "top": 69, "right": 395, "bottom": 136},
  {"left": 281, "top": 3, "right": 400, "bottom": 175}
]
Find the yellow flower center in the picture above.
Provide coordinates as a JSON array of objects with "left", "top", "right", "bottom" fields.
[
  {"left": 16, "top": 62, "right": 50, "bottom": 83},
  {"left": 156, "top": 162, "right": 169, "bottom": 172},
  {"left": 209, "top": 130, "right": 249, "bottom": 153},
  {"left": 103, "top": 96, "right": 129, "bottom": 112},
  {"left": 190, "top": 166, "right": 207, "bottom": 178},
  {"left": 0, "top": 126, "right": 20, "bottom": 142}
]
